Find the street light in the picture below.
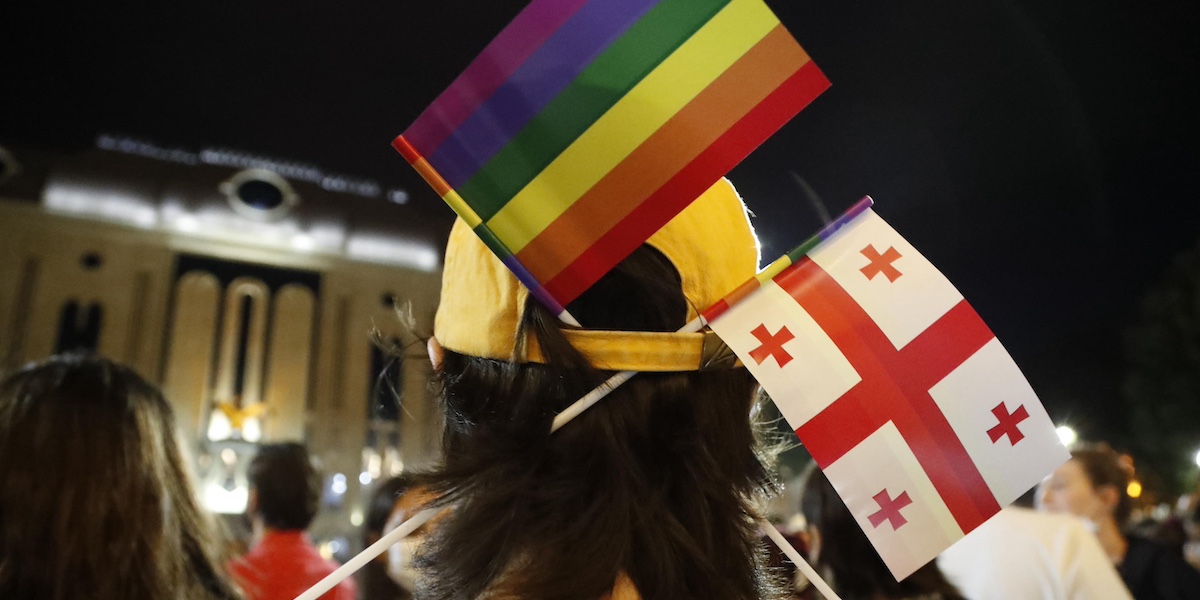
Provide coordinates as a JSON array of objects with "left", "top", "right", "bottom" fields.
[{"left": 1056, "top": 425, "right": 1078, "bottom": 447}]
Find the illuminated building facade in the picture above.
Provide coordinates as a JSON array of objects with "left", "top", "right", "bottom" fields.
[{"left": 0, "top": 139, "right": 446, "bottom": 555}]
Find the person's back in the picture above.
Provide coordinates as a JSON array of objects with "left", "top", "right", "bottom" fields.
[
  {"left": 937, "top": 506, "right": 1134, "bottom": 600},
  {"left": 229, "top": 442, "right": 355, "bottom": 600},
  {"left": 414, "top": 180, "right": 787, "bottom": 599},
  {"left": 0, "top": 354, "right": 239, "bottom": 600},
  {"left": 1120, "top": 533, "right": 1200, "bottom": 600}
]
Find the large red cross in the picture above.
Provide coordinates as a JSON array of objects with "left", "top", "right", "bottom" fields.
[
  {"left": 860, "top": 245, "right": 904, "bottom": 282},
  {"left": 781, "top": 259, "right": 1000, "bottom": 533},
  {"left": 749, "top": 324, "right": 795, "bottom": 367},
  {"left": 868, "top": 489, "right": 913, "bottom": 530},
  {"left": 987, "top": 403, "right": 1030, "bottom": 445}
]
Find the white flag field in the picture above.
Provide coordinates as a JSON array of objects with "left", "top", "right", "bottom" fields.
[{"left": 708, "top": 206, "right": 1070, "bottom": 580}]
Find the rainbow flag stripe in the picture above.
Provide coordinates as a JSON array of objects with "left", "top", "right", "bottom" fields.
[
  {"left": 395, "top": 0, "right": 830, "bottom": 309},
  {"left": 700, "top": 197, "right": 874, "bottom": 324}
]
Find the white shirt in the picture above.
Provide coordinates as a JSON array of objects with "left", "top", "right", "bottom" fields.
[{"left": 937, "top": 506, "right": 1133, "bottom": 600}]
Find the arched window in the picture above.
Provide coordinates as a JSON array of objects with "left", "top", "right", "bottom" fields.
[{"left": 54, "top": 301, "right": 103, "bottom": 353}]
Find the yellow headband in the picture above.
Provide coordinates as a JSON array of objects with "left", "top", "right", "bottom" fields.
[{"left": 434, "top": 179, "right": 759, "bottom": 372}]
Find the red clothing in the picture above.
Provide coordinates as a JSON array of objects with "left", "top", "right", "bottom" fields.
[{"left": 229, "top": 530, "right": 357, "bottom": 600}]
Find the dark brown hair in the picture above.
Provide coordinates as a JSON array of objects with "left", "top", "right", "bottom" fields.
[
  {"left": 799, "top": 464, "right": 965, "bottom": 600},
  {"left": 1070, "top": 443, "right": 1133, "bottom": 527},
  {"left": 365, "top": 475, "right": 413, "bottom": 541},
  {"left": 0, "top": 354, "right": 239, "bottom": 600},
  {"left": 247, "top": 442, "right": 321, "bottom": 531},
  {"left": 359, "top": 476, "right": 414, "bottom": 600},
  {"left": 416, "top": 246, "right": 785, "bottom": 600}
]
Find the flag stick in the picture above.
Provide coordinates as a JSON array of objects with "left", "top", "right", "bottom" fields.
[
  {"left": 761, "top": 520, "right": 842, "bottom": 600},
  {"left": 551, "top": 370, "right": 635, "bottom": 432},
  {"left": 296, "top": 198, "right": 875, "bottom": 600},
  {"left": 294, "top": 508, "right": 439, "bottom": 600}
]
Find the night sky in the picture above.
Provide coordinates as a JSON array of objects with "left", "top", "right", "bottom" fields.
[{"left": 2, "top": 1, "right": 1198, "bottom": 466}]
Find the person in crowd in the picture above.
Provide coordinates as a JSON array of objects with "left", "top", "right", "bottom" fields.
[
  {"left": 1037, "top": 443, "right": 1200, "bottom": 600},
  {"left": 359, "top": 476, "right": 420, "bottom": 600},
  {"left": 1183, "top": 491, "right": 1200, "bottom": 571},
  {"left": 381, "top": 481, "right": 436, "bottom": 597},
  {"left": 412, "top": 179, "right": 790, "bottom": 599},
  {"left": 938, "top": 504, "right": 1134, "bottom": 600},
  {"left": 761, "top": 525, "right": 810, "bottom": 599},
  {"left": 798, "top": 464, "right": 966, "bottom": 600},
  {"left": 0, "top": 353, "right": 240, "bottom": 600},
  {"left": 229, "top": 442, "right": 356, "bottom": 600}
]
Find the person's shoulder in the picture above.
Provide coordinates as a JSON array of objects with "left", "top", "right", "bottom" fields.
[
  {"left": 226, "top": 553, "right": 260, "bottom": 581},
  {"left": 1000, "top": 507, "right": 1096, "bottom": 543}
]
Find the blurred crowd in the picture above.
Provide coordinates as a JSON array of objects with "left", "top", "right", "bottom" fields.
[
  {"left": 769, "top": 444, "right": 1200, "bottom": 600},
  {"left": 5, "top": 353, "right": 1200, "bottom": 600}
]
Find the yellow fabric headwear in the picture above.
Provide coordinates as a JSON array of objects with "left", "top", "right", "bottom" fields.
[{"left": 434, "top": 178, "right": 759, "bottom": 372}]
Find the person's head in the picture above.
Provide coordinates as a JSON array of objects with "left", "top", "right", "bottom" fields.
[
  {"left": 0, "top": 354, "right": 238, "bottom": 600},
  {"left": 383, "top": 484, "right": 437, "bottom": 593},
  {"left": 420, "top": 180, "right": 783, "bottom": 599},
  {"left": 365, "top": 476, "right": 413, "bottom": 548},
  {"left": 246, "top": 442, "right": 320, "bottom": 532},
  {"left": 357, "top": 476, "right": 416, "bottom": 599},
  {"left": 1036, "top": 443, "right": 1132, "bottom": 528},
  {"left": 798, "top": 464, "right": 963, "bottom": 600}
]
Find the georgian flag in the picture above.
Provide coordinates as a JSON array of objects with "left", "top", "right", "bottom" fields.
[{"left": 709, "top": 208, "right": 1069, "bottom": 580}]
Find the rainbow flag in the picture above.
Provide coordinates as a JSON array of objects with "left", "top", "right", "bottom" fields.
[{"left": 394, "top": 0, "right": 829, "bottom": 314}]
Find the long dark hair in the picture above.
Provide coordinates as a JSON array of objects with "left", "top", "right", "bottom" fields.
[
  {"left": 0, "top": 354, "right": 239, "bottom": 600},
  {"left": 1069, "top": 444, "right": 1133, "bottom": 527},
  {"left": 799, "top": 465, "right": 964, "bottom": 600},
  {"left": 416, "top": 246, "right": 785, "bottom": 599}
]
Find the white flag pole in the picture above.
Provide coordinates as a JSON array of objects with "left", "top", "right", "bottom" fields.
[
  {"left": 760, "top": 520, "right": 841, "bottom": 600},
  {"left": 294, "top": 507, "right": 438, "bottom": 600},
  {"left": 550, "top": 315, "right": 704, "bottom": 432}
]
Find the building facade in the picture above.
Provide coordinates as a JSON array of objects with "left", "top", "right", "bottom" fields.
[{"left": 0, "top": 141, "right": 447, "bottom": 555}]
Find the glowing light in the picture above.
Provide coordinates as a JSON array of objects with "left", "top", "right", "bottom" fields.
[
  {"left": 346, "top": 235, "right": 439, "bottom": 272},
  {"left": 350, "top": 510, "right": 364, "bottom": 527},
  {"left": 207, "top": 411, "right": 233, "bottom": 441},
  {"left": 308, "top": 223, "right": 346, "bottom": 249},
  {"left": 1127, "top": 480, "right": 1143, "bottom": 498},
  {"left": 44, "top": 188, "right": 159, "bottom": 229},
  {"left": 220, "top": 448, "right": 237, "bottom": 464},
  {"left": 367, "top": 451, "right": 382, "bottom": 479},
  {"left": 1195, "top": 449, "right": 1200, "bottom": 469},
  {"left": 174, "top": 214, "right": 200, "bottom": 233},
  {"left": 387, "top": 449, "right": 404, "bottom": 476},
  {"left": 96, "top": 134, "right": 201, "bottom": 165},
  {"left": 200, "top": 147, "right": 380, "bottom": 198},
  {"left": 331, "top": 473, "right": 348, "bottom": 496},
  {"left": 203, "top": 481, "right": 248, "bottom": 514},
  {"left": 291, "top": 233, "right": 316, "bottom": 252},
  {"left": 241, "top": 418, "right": 262, "bottom": 443},
  {"left": 96, "top": 134, "right": 393, "bottom": 200},
  {"left": 387, "top": 189, "right": 409, "bottom": 204},
  {"left": 359, "top": 471, "right": 372, "bottom": 485},
  {"left": 1056, "top": 426, "right": 1077, "bottom": 447}
]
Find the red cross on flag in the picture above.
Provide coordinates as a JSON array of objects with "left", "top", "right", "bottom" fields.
[{"left": 707, "top": 207, "right": 1069, "bottom": 580}]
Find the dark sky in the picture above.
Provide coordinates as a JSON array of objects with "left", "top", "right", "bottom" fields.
[{"left": 2, "top": 1, "right": 1198, "bottom": 452}]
